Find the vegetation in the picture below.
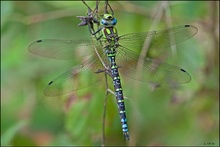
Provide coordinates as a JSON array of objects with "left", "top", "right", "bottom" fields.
[{"left": 1, "top": 1, "right": 219, "bottom": 146}]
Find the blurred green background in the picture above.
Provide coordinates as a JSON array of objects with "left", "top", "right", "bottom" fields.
[{"left": 1, "top": 1, "right": 219, "bottom": 146}]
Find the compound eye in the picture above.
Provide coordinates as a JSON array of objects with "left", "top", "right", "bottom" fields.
[
  {"left": 112, "top": 18, "right": 117, "bottom": 25},
  {"left": 101, "top": 19, "right": 108, "bottom": 25}
]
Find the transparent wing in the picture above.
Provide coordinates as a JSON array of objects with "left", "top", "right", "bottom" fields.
[
  {"left": 28, "top": 38, "right": 112, "bottom": 96},
  {"left": 116, "top": 46, "right": 191, "bottom": 84},
  {"left": 118, "top": 25, "right": 198, "bottom": 53},
  {"left": 44, "top": 51, "right": 108, "bottom": 97},
  {"left": 28, "top": 38, "right": 100, "bottom": 60}
]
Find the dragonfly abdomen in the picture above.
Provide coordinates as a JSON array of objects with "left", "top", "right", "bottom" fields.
[
  {"left": 102, "top": 22, "right": 129, "bottom": 140},
  {"left": 108, "top": 53, "right": 129, "bottom": 141}
]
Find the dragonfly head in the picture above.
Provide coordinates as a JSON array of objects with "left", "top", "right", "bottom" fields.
[{"left": 101, "top": 14, "right": 117, "bottom": 27}]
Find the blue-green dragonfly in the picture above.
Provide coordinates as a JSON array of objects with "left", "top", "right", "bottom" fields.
[{"left": 28, "top": 14, "right": 198, "bottom": 140}]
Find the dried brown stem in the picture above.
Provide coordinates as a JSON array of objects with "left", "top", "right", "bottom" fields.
[{"left": 129, "top": 1, "right": 168, "bottom": 145}]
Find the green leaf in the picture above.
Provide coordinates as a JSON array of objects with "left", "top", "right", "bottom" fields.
[{"left": 1, "top": 120, "right": 27, "bottom": 146}]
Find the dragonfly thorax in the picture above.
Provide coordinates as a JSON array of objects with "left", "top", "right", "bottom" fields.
[{"left": 102, "top": 27, "right": 119, "bottom": 48}]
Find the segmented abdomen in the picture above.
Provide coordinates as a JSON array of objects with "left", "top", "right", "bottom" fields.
[{"left": 107, "top": 53, "right": 129, "bottom": 140}]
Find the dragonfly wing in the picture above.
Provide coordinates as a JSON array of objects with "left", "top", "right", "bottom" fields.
[
  {"left": 28, "top": 38, "right": 100, "bottom": 60},
  {"left": 118, "top": 25, "right": 198, "bottom": 54},
  {"left": 116, "top": 46, "right": 191, "bottom": 85},
  {"left": 44, "top": 50, "right": 108, "bottom": 97}
]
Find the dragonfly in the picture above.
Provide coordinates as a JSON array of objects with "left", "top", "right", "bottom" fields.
[{"left": 28, "top": 13, "right": 198, "bottom": 141}]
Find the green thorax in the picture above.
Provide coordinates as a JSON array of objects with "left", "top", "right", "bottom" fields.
[{"left": 101, "top": 27, "right": 118, "bottom": 47}]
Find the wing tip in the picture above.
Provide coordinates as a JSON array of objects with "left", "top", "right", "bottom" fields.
[
  {"left": 28, "top": 40, "right": 42, "bottom": 50},
  {"left": 36, "top": 40, "right": 42, "bottom": 42},
  {"left": 184, "top": 25, "right": 190, "bottom": 27},
  {"left": 180, "top": 68, "right": 192, "bottom": 83},
  {"left": 48, "top": 81, "right": 53, "bottom": 85},
  {"left": 180, "top": 68, "right": 186, "bottom": 72}
]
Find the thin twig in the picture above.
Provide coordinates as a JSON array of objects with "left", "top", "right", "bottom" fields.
[
  {"left": 102, "top": 72, "right": 110, "bottom": 147},
  {"left": 94, "top": 47, "right": 109, "bottom": 70},
  {"left": 129, "top": 2, "right": 167, "bottom": 145},
  {"left": 82, "top": 0, "right": 93, "bottom": 12},
  {"left": 94, "top": 0, "right": 101, "bottom": 37},
  {"left": 208, "top": 1, "right": 219, "bottom": 70},
  {"left": 107, "top": 89, "right": 130, "bottom": 99},
  {"left": 117, "top": 1, "right": 152, "bottom": 18},
  {"left": 104, "top": 0, "right": 114, "bottom": 15},
  {"left": 80, "top": 1, "right": 107, "bottom": 145},
  {"left": 163, "top": 1, "right": 177, "bottom": 60},
  {"left": 162, "top": 1, "right": 179, "bottom": 101},
  {"left": 107, "top": 89, "right": 115, "bottom": 95},
  {"left": 80, "top": 1, "right": 113, "bottom": 145},
  {"left": 23, "top": 8, "right": 81, "bottom": 25}
]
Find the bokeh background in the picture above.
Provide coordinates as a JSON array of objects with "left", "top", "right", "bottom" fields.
[{"left": 1, "top": 1, "right": 219, "bottom": 146}]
